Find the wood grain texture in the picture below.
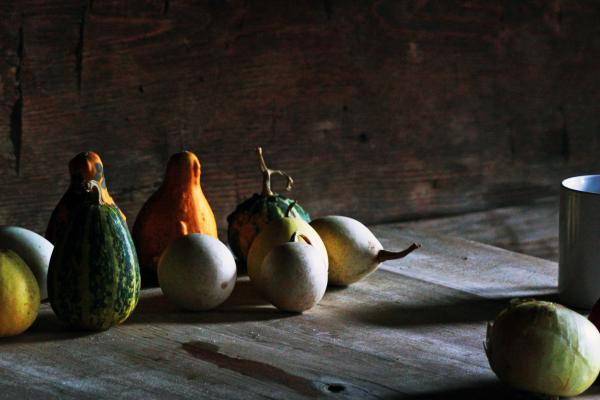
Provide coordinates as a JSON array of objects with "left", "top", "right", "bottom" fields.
[
  {"left": 404, "top": 196, "right": 559, "bottom": 261},
  {"left": 0, "top": 225, "right": 573, "bottom": 399},
  {"left": 1, "top": 1, "right": 600, "bottom": 239}
]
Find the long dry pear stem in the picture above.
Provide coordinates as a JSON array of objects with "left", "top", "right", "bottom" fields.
[
  {"left": 376, "top": 243, "right": 421, "bottom": 263},
  {"left": 84, "top": 180, "right": 105, "bottom": 205},
  {"left": 257, "top": 147, "right": 294, "bottom": 196}
]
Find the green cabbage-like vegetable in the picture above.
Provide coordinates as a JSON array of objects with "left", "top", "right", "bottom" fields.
[{"left": 485, "top": 299, "right": 600, "bottom": 397}]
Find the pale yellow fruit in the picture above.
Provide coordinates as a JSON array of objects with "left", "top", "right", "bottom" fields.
[
  {"left": 311, "top": 216, "right": 419, "bottom": 285},
  {"left": 0, "top": 249, "right": 40, "bottom": 337},
  {"left": 0, "top": 226, "right": 53, "bottom": 300},
  {"left": 247, "top": 217, "right": 327, "bottom": 289}
]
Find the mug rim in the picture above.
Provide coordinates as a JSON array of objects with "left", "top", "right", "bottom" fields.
[{"left": 562, "top": 175, "right": 600, "bottom": 196}]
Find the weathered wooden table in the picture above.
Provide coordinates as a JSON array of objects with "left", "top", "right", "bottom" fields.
[{"left": 1, "top": 224, "right": 596, "bottom": 399}]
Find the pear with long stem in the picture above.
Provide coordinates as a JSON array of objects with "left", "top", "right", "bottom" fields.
[{"left": 311, "top": 216, "right": 420, "bottom": 285}]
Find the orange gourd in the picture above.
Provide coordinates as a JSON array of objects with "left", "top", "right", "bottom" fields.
[
  {"left": 132, "top": 151, "right": 217, "bottom": 286},
  {"left": 46, "top": 151, "right": 123, "bottom": 244}
]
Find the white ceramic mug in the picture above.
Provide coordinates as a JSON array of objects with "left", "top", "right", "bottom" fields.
[{"left": 559, "top": 175, "right": 600, "bottom": 309}]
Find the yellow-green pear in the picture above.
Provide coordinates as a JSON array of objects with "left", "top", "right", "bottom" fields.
[{"left": 311, "top": 216, "right": 419, "bottom": 285}]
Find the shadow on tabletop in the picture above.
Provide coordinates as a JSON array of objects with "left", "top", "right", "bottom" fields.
[
  {"left": 396, "top": 379, "right": 600, "bottom": 400},
  {"left": 0, "top": 311, "right": 94, "bottom": 345},
  {"left": 324, "top": 284, "right": 350, "bottom": 293},
  {"left": 344, "top": 292, "right": 560, "bottom": 327},
  {"left": 1, "top": 279, "right": 294, "bottom": 344},
  {"left": 391, "top": 380, "right": 533, "bottom": 400},
  {"left": 127, "top": 279, "right": 297, "bottom": 325}
]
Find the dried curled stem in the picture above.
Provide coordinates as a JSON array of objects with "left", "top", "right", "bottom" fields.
[
  {"left": 257, "top": 147, "right": 294, "bottom": 196},
  {"left": 289, "top": 231, "right": 312, "bottom": 245},
  {"left": 84, "top": 180, "right": 105, "bottom": 205},
  {"left": 376, "top": 243, "right": 421, "bottom": 263}
]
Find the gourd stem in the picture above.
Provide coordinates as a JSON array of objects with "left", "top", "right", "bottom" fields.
[
  {"left": 289, "top": 232, "right": 312, "bottom": 245},
  {"left": 285, "top": 201, "right": 296, "bottom": 218},
  {"left": 84, "top": 180, "right": 105, "bottom": 205},
  {"left": 376, "top": 243, "right": 421, "bottom": 263},
  {"left": 257, "top": 147, "right": 294, "bottom": 196}
]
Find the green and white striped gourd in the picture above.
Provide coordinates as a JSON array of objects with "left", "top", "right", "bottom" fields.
[{"left": 48, "top": 180, "right": 140, "bottom": 331}]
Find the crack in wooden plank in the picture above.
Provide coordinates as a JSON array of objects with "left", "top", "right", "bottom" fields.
[
  {"left": 10, "top": 21, "right": 23, "bottom": 175},
  {"left": 507, "top": 133, "right": 516, "bottom": 159},
  {"left": 322, "top": 0, "right": 333, "bottom": 20},
  {"left": 75, "top": 5, "right": 88, "bottom": 93},
  {"left": 559, "top": 105, "right": 569, "bottom": 161},
  {"left": 163, "top": 0, "right": 169, "bottom": 16}
]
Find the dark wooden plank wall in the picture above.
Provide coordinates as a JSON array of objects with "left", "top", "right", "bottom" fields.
[{"left": 1, "top": 0, "right": 600, "bottom": 240}]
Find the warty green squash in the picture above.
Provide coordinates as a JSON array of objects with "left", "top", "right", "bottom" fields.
[{"left": 48, "top": 180, "right": 140, "bottom": 331}]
